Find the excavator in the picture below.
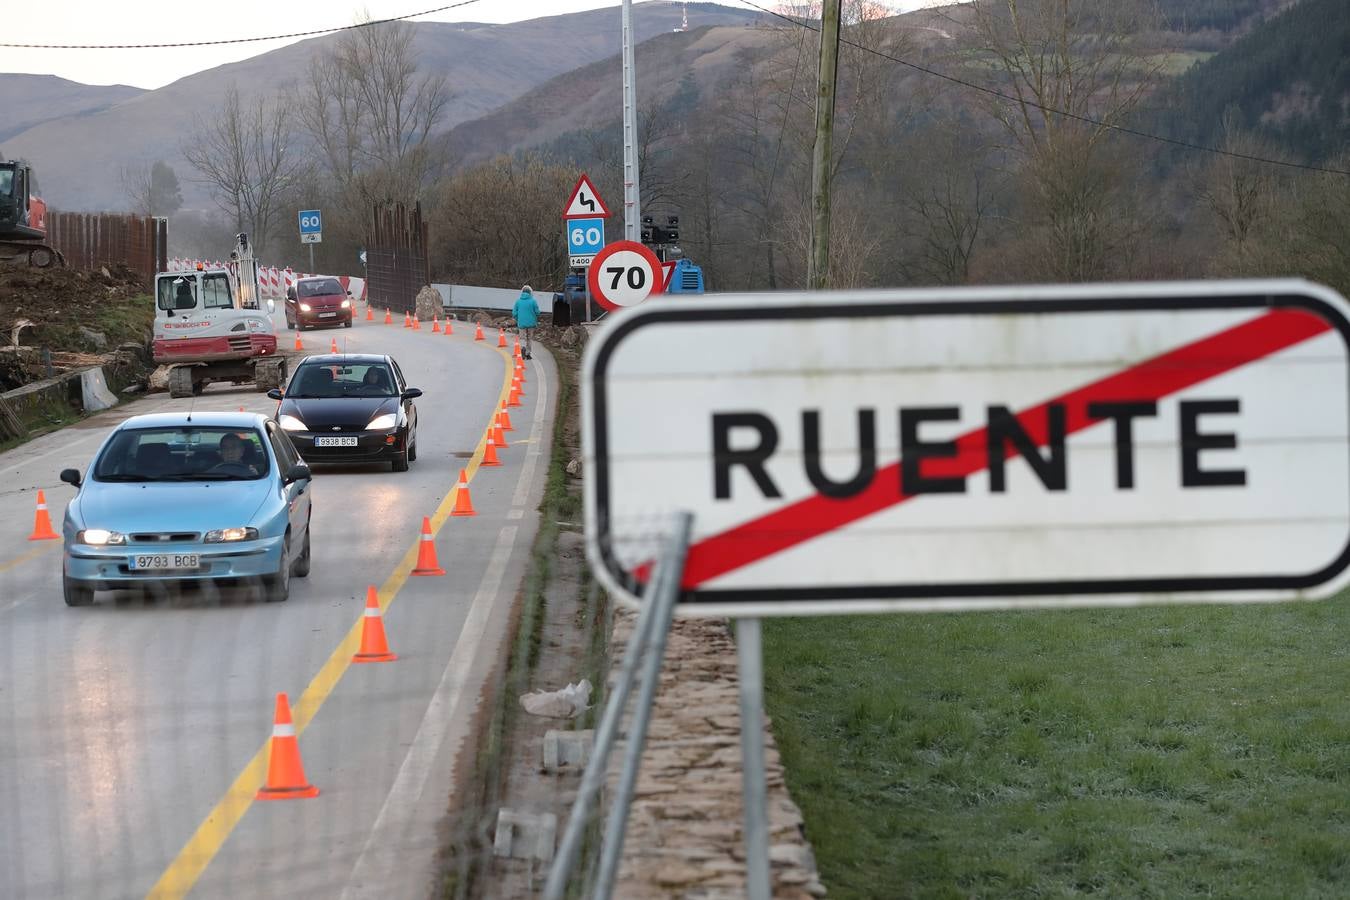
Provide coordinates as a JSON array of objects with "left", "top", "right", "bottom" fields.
[{"left": 0, "top": 158, "right": 64, "bottom": 268}]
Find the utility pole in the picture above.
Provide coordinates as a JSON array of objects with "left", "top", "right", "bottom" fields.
[
  {"left": 807, "top": 0, "right": 842, "bottom": 290},
  {"left": 622, "top": 0, "right": 641, "bottom": 241}
]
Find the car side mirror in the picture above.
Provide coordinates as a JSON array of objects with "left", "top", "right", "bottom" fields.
[
  {"left": 60, "top": 468, "right": 82, "bottom": 488},
  {"left": 284, "top": 463, "right": 311, "bottom": 484},
  {"left": 267, "top": 388, "right": 283, "bottom": 401},
  {"left": 402, "top": 388, "right": 423, "bottom": 400},
  {"left": 286, "top": 288, "right": 296, "bottom": 301}
]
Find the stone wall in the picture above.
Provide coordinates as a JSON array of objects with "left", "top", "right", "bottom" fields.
[{"left": 606, "top": 610, "right": 827, "bottom": 899}]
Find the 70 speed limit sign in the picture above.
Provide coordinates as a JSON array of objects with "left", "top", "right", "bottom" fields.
[{"left": 587, "top": 240, "right": 666, "bottom": 311}]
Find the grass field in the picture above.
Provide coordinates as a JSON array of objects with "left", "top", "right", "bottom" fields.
[{"left": 762, "top": 600, "right": 1349, "bottom": 898}]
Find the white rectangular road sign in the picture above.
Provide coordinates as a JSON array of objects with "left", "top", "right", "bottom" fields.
[
  {"left": 570, "top": 254, "right": 596, "bottom": 268},
  {"left": 583, "top": 280, "right": 1350, "bottom": 617},
  {"left": 300, "top": 232, "right": 322, "bottom": 244}
]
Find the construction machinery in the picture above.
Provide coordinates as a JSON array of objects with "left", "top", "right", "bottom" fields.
[
  {"left": 0, "top": 158, "right": 64, "bottom": 268},
  {"left": 153, "top": 233, "right": 287, "bottom": 398}
]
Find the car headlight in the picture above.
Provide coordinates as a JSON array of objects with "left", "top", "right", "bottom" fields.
[
  {"left": 204, "top": 527, "right": 259, "bottom": 543},
  {"left": 299, "top": 303, "right": 312, "bottom": 312},
  {"left": 340, "top": 299, "right": 352, "bottom": 309},
  {"left": 279, "top": 414, "right": 307, "bottom": 431},
  {"left": 78, "top": 529, "right": 126, "bottom": 546},
  {"left": 365, "top": 413, "right": 397, "bottom": 430}
]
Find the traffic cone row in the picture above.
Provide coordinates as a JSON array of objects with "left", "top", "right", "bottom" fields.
[{"left": 225, "top": 314, "right": 532, "bottom": 802}]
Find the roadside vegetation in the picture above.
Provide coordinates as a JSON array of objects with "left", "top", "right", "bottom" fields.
[{"left": 762, "top": 600, "right": 1350, "bottom": 897}]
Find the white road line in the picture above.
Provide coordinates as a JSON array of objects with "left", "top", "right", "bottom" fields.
[
  {"left": 510, "top": 357, "right": 549, "bottom": 510},
  {"left": 340, "top": 524, "right": 519, "bottom": 900},
  {"left": 0, "top": 434, "right": 101, "bottom": 480},
  {"left": 0, "top": 593, "right": 33, "bottom": 615}
]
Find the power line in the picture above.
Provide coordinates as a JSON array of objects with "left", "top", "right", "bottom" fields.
[
  {"left": 734, "top": 0, "right": 1350, "bottom": 178},
  {"left": 0, "top": 0, "right": 484, "bottom": 50}
]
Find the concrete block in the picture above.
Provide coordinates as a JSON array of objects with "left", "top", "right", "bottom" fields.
[
  {"left": 80, "top": 367, "right": 118, "bottom": 412},
  {"left": 543, "top": 729, "right": 594, "bottom": 772},
  {"left": 493, "top": 808, "right": 557, "bottom": 862}
]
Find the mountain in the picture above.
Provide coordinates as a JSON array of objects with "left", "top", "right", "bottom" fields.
[
  {"left": 1154, "top": 0, "right": 1350, "bottom": 165},
  {"left": 0, "top": 74, "right": 143, "bottom": 145},
  {"left": 0, "top": 2, "right": 762, "bottom": 211},
  {"left": 442, "top": 21, "right": 774, "bottom": 168}
]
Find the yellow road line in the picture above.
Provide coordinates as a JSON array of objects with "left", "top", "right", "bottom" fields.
[
  {"left": 147, "top": 343, "right": 517, "bottom": 899},
  {"left": 0, "top": 541, "right": 58, "bottom": 576}
]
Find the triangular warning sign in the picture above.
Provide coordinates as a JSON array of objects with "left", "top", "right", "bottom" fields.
[{"left": 563, "top": 174, "right": 611, "bottom": 219}]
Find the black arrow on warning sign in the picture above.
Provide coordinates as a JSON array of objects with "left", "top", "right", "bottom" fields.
[{"left": 579, "top": 192, "right": 596, "bottom": 213}]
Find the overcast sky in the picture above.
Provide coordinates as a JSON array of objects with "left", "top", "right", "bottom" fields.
[{"left": 8, "top": 1, "right": 928, "bottom": 90}]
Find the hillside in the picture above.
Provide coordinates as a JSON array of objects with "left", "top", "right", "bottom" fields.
[
  {"left": 0, "top": 1, "right": 760, "bottom": 211},
  {"left": 0, "top": 74, "right": 143, "bottom": 145},
  {"left": 1154, "top": 0, "right": 1350, "bottom": 165}
]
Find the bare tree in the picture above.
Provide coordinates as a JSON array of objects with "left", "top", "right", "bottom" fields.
[
  {"left": 120, "top": 164, "right": 154, "bottom": 217},
  {"left": 969, "top": 0, "right": 1165, "bottom": 280},
  {"left": 181, "top": 85, "right": 301, "bottom": 257},
  {"left": 1195, "top": 111, "right": 1280, "bottom": 273}
]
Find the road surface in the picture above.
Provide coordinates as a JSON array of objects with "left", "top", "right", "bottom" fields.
[{"left": 0, "top": 311, "right": 554, "bottom": 899}]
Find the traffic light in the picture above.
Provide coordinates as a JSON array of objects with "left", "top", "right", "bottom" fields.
[{"left": 665, "top": 215, "right": 680, "bottom": 243}]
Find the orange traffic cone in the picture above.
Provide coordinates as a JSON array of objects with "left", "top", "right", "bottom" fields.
[
  {"left": 492, "top": 413, "right": 508, "bottom": 449},
  {"left": 515, "top": 361, "right": 527, "bottom": 383},
  {"left": 497, "top": 327, "right": 507, "bottom": 348},
  {"left": 330, "top": 337, "right": 339, "bottom": 354},
  {"left": 507, "top": 380, "right": 522, "bottom": 408},
  {"left": 28, "top": 490, "right": 58, "bottom": 541},
  {"left": 450, "top": 468, "right": 476, "bottom": 517},
  {"left": 499, "top": 404, "right": 514, "bottom": 432},
  {"left": 353, "top": 586, "right": 397, "bottom": 663},
  {"left": 474, "top": 322, "right": 485, "bottom": 342},
  {"left": 256, "top": 693, "right": 319, "bottom": 800},
  {"left": 414, "top": 315, "right": 422, "bottom": 331},
  {"left": 366, "top": 305, "right": 374, "bottom": 321},
  {"left": 432, "top": 316, "right": 441, "bottom": 333},
  {"left": 513, "top": 336, "right": 521, "bottom": 354},
  {"left": 481, "top": 433, "right": 502, "bottom": 467},
  {"left": 293, "top": 332, "right": 303, "bottom": 351},
  {"left": 444, "top": 317, "right": 454, "bottom": 336},
  {"left": 403, "top": 311, "right": 412, "bottom": 328},
  {"left": 411, "top": 516, "right": 445, "bottom": 576},
  {"left": 384, "top": 308, "right": 393, "bottom": 325}
]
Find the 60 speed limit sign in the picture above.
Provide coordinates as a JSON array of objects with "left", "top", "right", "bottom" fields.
[{"left": 588, "top": 240, "right": 666, "bottom": 311}]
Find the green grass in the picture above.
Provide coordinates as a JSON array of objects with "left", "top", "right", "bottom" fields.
[{"left": 762, "top": 601, "right": 1350, "bottom": 898}]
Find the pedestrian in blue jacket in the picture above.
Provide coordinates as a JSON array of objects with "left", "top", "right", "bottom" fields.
[{"left": 513, "top": 285, "right": 540, "bottom": 359}]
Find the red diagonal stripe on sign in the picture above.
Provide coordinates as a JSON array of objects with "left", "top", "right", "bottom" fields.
[{"left": 675, "top": 308, "right": 1333, "bottom": 590}]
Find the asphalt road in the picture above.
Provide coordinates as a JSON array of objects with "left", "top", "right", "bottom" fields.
[{"left": 0, "top": 310, "right": 555, "bottom": 899}]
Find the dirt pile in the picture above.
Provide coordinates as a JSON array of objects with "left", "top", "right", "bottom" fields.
[{"left": 0, "top": 262, "right": 154, "bottom": 392}]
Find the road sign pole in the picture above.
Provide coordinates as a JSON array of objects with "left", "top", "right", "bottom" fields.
[
  {"left": 736, "top": 617, "right": 772, "bottom": 900},
  {"left": 308, "top": 243, "right": 314, "bottom": 274}
]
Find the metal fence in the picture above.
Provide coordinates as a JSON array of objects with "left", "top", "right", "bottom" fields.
[
  {"left": 46, "top": 212, "right": 168, "bottom": 285},
  {"left": 366, "top": 202, "right": 429, "bottom": 315}
]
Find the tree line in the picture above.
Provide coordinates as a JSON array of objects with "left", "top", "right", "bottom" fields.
[{"left": 163, "top": 0, "right": 1349, "bottom": 303}]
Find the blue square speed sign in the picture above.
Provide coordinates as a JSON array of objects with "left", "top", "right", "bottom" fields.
[
  {"left": 298, "top": 210, "right": 322, "bottom": 235},
  {"left": 566, "top": 217, "right": 605, "bottom": 256}
]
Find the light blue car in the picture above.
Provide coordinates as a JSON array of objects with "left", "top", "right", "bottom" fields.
[{"left": 59, "top": 411, "right": 313, "bottom": 606}]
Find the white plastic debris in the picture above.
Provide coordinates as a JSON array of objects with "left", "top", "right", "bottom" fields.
[{"left": 520, "top": 679, "right": 592, "bottom": 718}]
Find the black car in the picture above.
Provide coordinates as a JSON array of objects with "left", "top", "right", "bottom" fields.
[{"left": 269, "top": 354, "right": 420, "bottom": 471}]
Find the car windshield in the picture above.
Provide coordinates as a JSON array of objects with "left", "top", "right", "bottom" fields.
[
  {"left": 297, "top": 278, "right": 343, "bottom": 298},
  {"left": 157, "top": 276, "right": 197, "bottom": 311},
  {"left": 287, "top": 363, "right": 397, "bottom": 398},
  {"left": 93, "top": 426, "right": 269, "bottom": 481}
]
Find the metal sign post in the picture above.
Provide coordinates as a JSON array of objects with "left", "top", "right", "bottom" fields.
[{"left": 735, "top": 617, "right": 771, "bottom": 900}]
